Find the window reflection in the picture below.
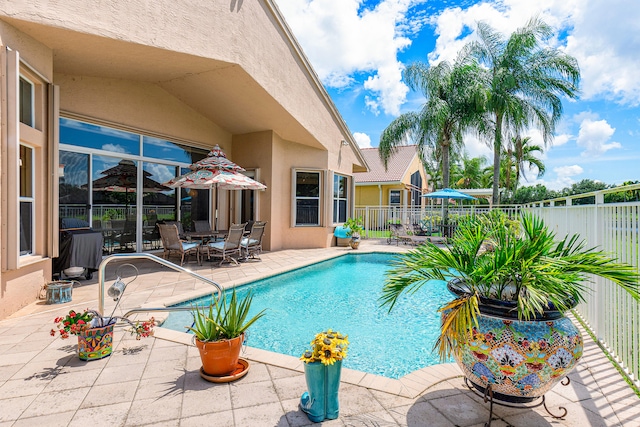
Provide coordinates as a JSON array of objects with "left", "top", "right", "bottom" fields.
[
  {"left": 143, "top": 136, "right": 207, "bottom": 163},
  {"left": 60, "top": 118, "right": 140, "bottom": 155},
  {"left": 59, "top": 151, "right": 90, "bottom": 223}
]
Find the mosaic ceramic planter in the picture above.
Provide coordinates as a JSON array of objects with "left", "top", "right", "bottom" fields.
[
  {"left": 453, "top": 299, "right": 583, "bottom": 403},
  {"left": 77, "top": 323, "right": 114, "bottom": 361}
]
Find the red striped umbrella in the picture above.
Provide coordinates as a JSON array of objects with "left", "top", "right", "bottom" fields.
[{"left": 163, "top": 145, "right": 266, "bottom": 230}]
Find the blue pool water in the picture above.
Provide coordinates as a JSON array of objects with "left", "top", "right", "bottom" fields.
[{"left": 162, "top": 252, "right": 451, "bottom": 378}]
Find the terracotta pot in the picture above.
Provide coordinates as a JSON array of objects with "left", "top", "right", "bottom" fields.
[{"left": 195, "top": 334, "right": 244, "bottom": 376}]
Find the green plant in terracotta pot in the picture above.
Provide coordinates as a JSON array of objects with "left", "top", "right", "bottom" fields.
[
  {"left": 381, "top": 211, "right": 639, "bottom": 403},
  {"left": 343, "top": 217, "right": 364, "bottom": 249},
  {"left": 188, "top": 288, "right": 266, "bottom": 379}
]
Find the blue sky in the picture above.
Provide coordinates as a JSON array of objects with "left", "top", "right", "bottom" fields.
[{"left": 275, "top": 0, "right": 640, "bottom": 190}]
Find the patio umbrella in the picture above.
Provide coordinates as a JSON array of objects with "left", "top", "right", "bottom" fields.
[
  {"left": 163, "top": 145, "right": 266, "bottom": 230},
  {"left": 422, "top": 188, "right": 477, "bottom": 201},
  {"left": 422, "top": 188, "right": 476, "bottom": 238}
]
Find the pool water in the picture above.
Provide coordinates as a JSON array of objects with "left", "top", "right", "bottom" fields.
[{"left": 162, "top": 252, "right": 451, "bottom": 378}]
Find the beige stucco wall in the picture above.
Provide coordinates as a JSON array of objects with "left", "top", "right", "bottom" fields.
[
  {"left": 0, "top": 22, "right": 55, "bottom": 319},
  {"left": 234, "top": 131, "right": 338, "bottom": 251},
  {"left": 56, "top": 74, "right": 228, "bottom": 147}
]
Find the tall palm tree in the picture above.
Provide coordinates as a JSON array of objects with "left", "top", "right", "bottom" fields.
[
  {"left": 379, "top": 59, "right": 487, "bottom": 193},
  {"left": 463, "top": 16, "right": 580, "bottom": 205}
]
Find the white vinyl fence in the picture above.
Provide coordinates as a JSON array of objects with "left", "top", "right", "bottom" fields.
[{"left": 526, "top": 200, "right": 640, "bottom": 389}]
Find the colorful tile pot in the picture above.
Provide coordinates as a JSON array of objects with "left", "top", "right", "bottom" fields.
[
  {"left": 454, "top": 310, "right": 583, "bottom": 403},
  {"left": 77, "top": 323, "right": 114, "bottom": 361}
]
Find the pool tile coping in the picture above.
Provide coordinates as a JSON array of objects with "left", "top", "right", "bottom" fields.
[{"left": 153, "top": 326, "right": 464, "bottom": 399}]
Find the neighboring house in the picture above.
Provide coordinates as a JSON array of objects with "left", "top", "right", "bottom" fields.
[
  {"left": 355, "top": 146, "right": 429, "bottom": 209},
  {"left": 0, "top": 1, "right": 368, "bottom": 319}
]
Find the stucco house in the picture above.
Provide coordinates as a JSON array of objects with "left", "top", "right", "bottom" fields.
[
  {"left": 0, "top": 0, "right": 368, "bottom": 319},
  {"left": 355, "top": 146, "right": 429, "bottom": 209}
]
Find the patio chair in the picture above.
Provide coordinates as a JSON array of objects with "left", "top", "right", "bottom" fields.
[
  {"left": 204, "top": 223, "right": 246, "bottom": 266},
  {"left": 164, "top": 220, "right": 186, "bottom": 239},
  {"left": 193, "top": 220, "right": 212, "bottom": 233},
  {"left": 158, "top": 223, "right": 200, "bottom": 266},
  {"left": 402, "top": 224, "right": 429, "bottom": 246},
  {"left": 241, "top": 221, "right": 266, "bottom": 260},
  {"left": 411, "top": 223, "right": 428, "bottom": 236},
  {"left": 387, "top": 223, "right": 413, "bottom": 246}
]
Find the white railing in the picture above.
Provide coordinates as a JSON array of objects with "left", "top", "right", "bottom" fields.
[
  {"left": 526, "top": 200, "right": 640, "bottom": 388},
  {"left": 354, "top": 205, "right": 521, "bottom": 238}
]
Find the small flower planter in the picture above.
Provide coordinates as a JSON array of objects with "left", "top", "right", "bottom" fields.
[{"left": 77, "top": 323, "right": 114, "bottom": 361}]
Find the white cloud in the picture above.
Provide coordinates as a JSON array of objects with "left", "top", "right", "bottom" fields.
[
  {"left": 564, "top": 1, "right": 640, "bottom": 105},
  {"left": 528, "top": 164, "right": 584, "bottom": 190},
  {"left": 462, "top": 133, "right": 492, "bottom": 159},
  {"left": 551, "top": 133, "right": 571, "bottom": 148},
  {"left": 427, "top": 0, "right": 578, "bottom": 65},
  {"left": 353, "top": 132, "right": 373, "bottom": 148},
  {"left": 428, "top": 0, "right": 640, "bottom": 106},
  {"left": 576, "top": 119, "right": 621, "bottom": 156},
  {"left": 276, "top": 0, "right": 418, "bottom": 115}
]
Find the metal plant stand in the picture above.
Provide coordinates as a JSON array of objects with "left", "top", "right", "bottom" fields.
[{"left": 464, "top": 377, "right": 570, "bottom": 427}]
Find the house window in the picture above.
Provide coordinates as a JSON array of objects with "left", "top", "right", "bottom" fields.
[
  {"left": 333, "top": 174, "right": 348, "bottom": 223},
  {"left": 19, "top": 145, "right": 35, "bottom": 255},
  {"left": 19, "top": 76, "right": 34, "bottom": 127},
  {"left": 389, "top": 190, "right": 401, "bottom": 205},
  {"left": 295, "top": 171, "right": 321, "bottom": 226},
  {"left": 411, "top": 171, "right": 422, "bottom": 207}
]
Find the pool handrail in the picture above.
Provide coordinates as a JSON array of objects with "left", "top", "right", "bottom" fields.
[{"left": 97, "top": 252, "right": 223, "bottom": 316}]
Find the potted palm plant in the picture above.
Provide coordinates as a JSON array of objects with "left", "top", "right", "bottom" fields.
[
  {"left": 188, "top": 288, "right": 266, "bottom": 381},
  {"left": 381, "top": 211, "right": 639, "bottom": 403},
  {"left": 343, "top": 217, "right": 364, "bottom": 249}
]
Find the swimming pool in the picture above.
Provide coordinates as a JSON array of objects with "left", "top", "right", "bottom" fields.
[{"left": 162, "top": 252, "right": 451, "bottom": 379}]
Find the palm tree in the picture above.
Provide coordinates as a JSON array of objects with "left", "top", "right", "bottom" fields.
[
  {"left": 379, "top": 59, "right": 487, "bottom": 193},
  {"left": 453, "top": 153, "right": 489, "bottom": 189},
  {"left": 511, "top": 135, "right": 545, "bottom": 194},
  {"left": 463, "top": 16, "right": 580, "bottom": 205}
]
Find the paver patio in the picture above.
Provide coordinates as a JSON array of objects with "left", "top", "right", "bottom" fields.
[{"left": 0, "top": 240, "right": 638, "bottom": 426}]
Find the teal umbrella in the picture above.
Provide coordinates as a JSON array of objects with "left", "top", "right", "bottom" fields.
[{"left": 422, "top": 188, "right": 477, "bottom": 200}]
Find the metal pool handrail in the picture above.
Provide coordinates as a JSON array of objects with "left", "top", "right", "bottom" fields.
[{"left": 97, "top": 253, "right": 222, "bottom": 316}]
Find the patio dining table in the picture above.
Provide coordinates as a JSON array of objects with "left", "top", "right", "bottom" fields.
[{"left": 185, "top": 230, "right": 228, "bottom": 243}]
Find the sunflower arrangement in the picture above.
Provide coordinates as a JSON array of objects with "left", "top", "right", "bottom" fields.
[{"left": 300, "top": 329, "right": 349, "bottom": 366}]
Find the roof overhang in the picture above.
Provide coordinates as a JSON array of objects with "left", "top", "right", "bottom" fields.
[{"left": 0, "top": 16, "right": 325, "bottom": 152}]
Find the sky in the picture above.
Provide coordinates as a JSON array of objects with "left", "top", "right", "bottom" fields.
[{"left": 275, "top": 0, "right": 640, "bottom": 191}]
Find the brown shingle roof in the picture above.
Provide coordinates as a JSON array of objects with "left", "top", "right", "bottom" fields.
[{"left": 355, "top": 145, "right": 418, "bottom": 183}]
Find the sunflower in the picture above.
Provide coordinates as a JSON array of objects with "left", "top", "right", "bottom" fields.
[{"left": 300, "top": 329, "right": 349, "bottom": 365}]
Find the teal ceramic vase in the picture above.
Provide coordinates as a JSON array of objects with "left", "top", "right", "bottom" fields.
[{"left": 300, "top": 360, "right": 342, "bottom": 422}]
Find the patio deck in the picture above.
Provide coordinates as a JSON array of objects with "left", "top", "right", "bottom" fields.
[{"left": 0, "top": 240, "right": 638, "bottom": 426}]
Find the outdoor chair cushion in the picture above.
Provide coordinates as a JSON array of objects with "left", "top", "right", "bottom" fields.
[
  {"left": 181, "top": 241, "right": 199, "bottom": 251},
  {"left": 241, "top": 237, "right": 259, "bottom": 247},
  {"left": 208, "top": 241, "right": 240, "bottom": 250}
]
